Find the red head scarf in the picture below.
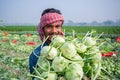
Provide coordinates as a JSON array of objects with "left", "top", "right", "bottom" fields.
[{"left": 38, "top": 13, "right": 64, "bottom": 42}]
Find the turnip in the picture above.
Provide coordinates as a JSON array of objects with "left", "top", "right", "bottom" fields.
[
  {"left": 29, "top": 71, "right": 57, "bottom": 80},
  {"left": 88, "top": 46, "right": 102, "bottom": 63},
  {"left": 41, "top": 72, "right": 58, "bottom": 80},
  {"left": 65, "top": 62, "right": 83, "bottom": 80},
  {"left": 70, "top": 54, "right": 84, "bottom": 66},
  {"left": 75, "top": 43, "right": 87, "bottom": 53},
  {"left": 84, "top": 37, "right": 96, "bottom": 46},
  {"left": 30, "top": 31, "right": 104, "bottom": 80},
  {"left": 51, "top": 35, "right": 65, "bottom": 47},
  {"left": 52, "top": 56, "right": 69, "bottom": 72},
  {"left": 60, "top": 42, "right": 77, "bottom": 60},
  {"left": 40, "top": 46, "right": 58, "bottom": 60},
  {"left": 37, "top": 56, "right": 50, "bottom": 72}
]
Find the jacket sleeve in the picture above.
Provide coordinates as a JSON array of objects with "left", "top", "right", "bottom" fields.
[
  {"left": 29, "top": 45, "right": 41, "bottom": 74},
  {"left": 29, "top": 43, "right": 48, "bottom": 79},
  {"left": 29, "top": 51, "right": 39, "bottom": 74}
]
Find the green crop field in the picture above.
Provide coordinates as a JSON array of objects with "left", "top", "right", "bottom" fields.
[
  {"left": 0, "top": 25, "right": 120, "bottom": 80},
  {"left": 63, "top": 26, "right": 120, "bottom": 34},
  {"left": 0, "top": 25, "right": 119, "bottom": 39},
  {"left": 0, "top": 26, "right": 120, "bottom": 34}
]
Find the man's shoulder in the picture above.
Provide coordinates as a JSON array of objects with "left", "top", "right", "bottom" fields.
[
  {"left": 33, "top": 45, "right": 41, "bottom": 56},
  {"left": 33, "top": 42, "right": 49, "bottom": 56}
]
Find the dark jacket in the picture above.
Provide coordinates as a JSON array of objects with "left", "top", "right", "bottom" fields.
[{"left": 29, "top": 42, "right": 48, "bottom": 79}]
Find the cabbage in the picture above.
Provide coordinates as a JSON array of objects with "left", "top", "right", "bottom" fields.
[
  {"left": 60, "top": 42, "right": 77, "bottom": 59},
  {"left": 40, "top": 46, "right": 58, "bottom": 60},
  {"left": 65, "top": 62, "right": 83, "bottom": 80}
]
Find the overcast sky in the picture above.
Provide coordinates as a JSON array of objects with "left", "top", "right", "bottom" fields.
[{"left": 0, "top": 0, "right": 120, "bottom": 24}]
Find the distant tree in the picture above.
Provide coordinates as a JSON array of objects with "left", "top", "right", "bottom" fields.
[
  {"left": 0, "top": 20, "right": 3, "bottom": 22},
  {"left": 115, "top": 18, "right": 120, "bottom": 26},
  {"left": 67, "top": 20, "right": 74, "bottom": 23},
  {"left": 91, "top": 21, "right": 98, "bottom": 26},
  {"left": 103, "top": 20, "right": 114, "bottom": 26}
]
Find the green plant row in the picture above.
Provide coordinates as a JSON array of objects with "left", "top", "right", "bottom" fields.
[
  {"left": 0, "top": 26, "right": 120, "bottom": 34},
  {"left": 63, "top": 26, "right": 120, "bottom": 34}
]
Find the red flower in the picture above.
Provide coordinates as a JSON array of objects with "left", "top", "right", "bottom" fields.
[
  {"left": 102, "top": 52, "right": 117, "bottom": 57},
  {"left": 116, "top": 37, "right": 120, "bottom": 42},
  {"left": 26, "top": 33, "right": 32, "bottom": 37},
  {"left": 12, "top": 40, "right": 17, "bottom": 43},
  {"left": 26, "top": 41, "right": 36, "bottom": 45}
]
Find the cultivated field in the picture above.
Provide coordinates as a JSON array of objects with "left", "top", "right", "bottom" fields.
[
  {"left": 0, "top": 26, "right": 120, "bottom": 80},
  {"left": 0, "top": 26, "right": 120, "bottom": 34}
]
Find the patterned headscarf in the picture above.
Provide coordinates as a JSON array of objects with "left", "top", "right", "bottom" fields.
[{"left": 38, "top": 13, "right": 64, "bottom": 42}]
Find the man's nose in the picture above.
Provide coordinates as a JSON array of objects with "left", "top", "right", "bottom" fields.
[{"left": 52, "top": 27, "right": 57, "bottom": 33}]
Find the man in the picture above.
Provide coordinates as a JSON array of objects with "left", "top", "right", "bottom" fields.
[{"left": 29, "top": 8, "right": 64, "bottom": 79}]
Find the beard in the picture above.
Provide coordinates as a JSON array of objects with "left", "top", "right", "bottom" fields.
[
  {"left": 49, "top": 33, "right": 60, "bottom": 40},
  {"left": 46, "top": 32, "right": 62, "bottom": 41}
]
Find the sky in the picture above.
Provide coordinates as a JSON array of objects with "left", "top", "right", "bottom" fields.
[{"left": 0, "top": 0, "right": 120, "bottom": 24}]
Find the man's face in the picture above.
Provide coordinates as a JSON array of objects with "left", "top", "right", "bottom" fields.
[{"left": 43, "top": 21, "right": 63, "bottom": 41}]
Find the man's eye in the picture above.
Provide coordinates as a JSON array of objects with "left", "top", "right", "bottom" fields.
[
  {"left": 56, "top": 25, "right": 61, "bottom": 28},
  {"left": 46, "top": 25, "right": 52, "bottom": 28}
]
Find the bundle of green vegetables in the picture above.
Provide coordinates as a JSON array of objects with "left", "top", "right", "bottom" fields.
[{"left": 30, "top": 31, "right": 103, "bottom": 80}]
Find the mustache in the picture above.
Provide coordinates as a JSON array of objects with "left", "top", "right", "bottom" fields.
[{"left": 48, "top": 32, "right": 60, "bottom": 35}]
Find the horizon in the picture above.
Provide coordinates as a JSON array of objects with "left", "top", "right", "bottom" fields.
[{"left": 0, "top": 0, "right": 120, "bottom": 24}]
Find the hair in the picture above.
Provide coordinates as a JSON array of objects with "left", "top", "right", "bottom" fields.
[{"left": 41, "top": 8, "right": 62, "bottom": 16}]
